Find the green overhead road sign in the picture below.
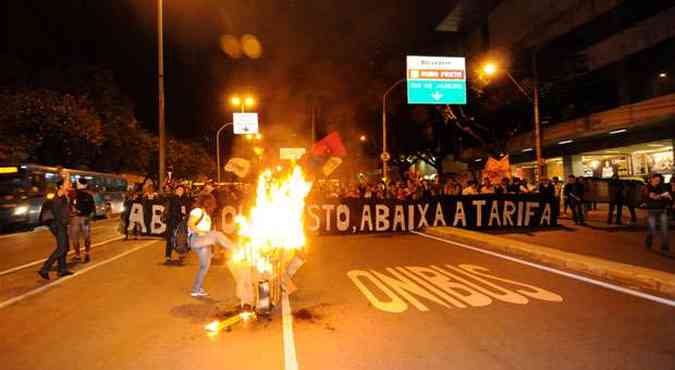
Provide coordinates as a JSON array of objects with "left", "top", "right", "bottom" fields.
[{"left": 406, "top": 56, "right": 467, "bottom": 105}]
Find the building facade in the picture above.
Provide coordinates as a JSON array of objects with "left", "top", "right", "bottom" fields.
[{"left": 436, "top": 0, "right": 675, "bottom": 182}]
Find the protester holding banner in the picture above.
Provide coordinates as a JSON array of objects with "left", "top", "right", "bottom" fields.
[
  {"left": 461, "top": 180, "right": 478, "bottom": 195},
  {"left": 480, "top": 178, "right": 495, "bottom": 194},
  {"left": 124, "top": 189, "right": 143, "bottom": 240},
  {"left": 188, "top": 193, "right": 233, "bottom": 297},
  {"left": 443, "top": 178, "right": 461, "bottom": 195},
  {"left": 143, "top": 179, "right": 159, "bottom": 201},
  {"left": 539, "top": 178, "right": 555, "bottom": 199}
]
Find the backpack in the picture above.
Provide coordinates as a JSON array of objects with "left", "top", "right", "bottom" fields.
[
  {"left": 74, "top": 190, "right": 96, "bottom": 217},
  {"left": 173, "top": 217, "right": 190, "bottom": 255},
  {"left": 40, "top": 198, "right": 55, "bottom": 224},
  {"left": 173, "top": 211, "right": 205, "bottom": 254}
]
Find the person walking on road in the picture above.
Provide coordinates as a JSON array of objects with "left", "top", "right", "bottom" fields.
[
  {"left": 607, "top": 174, "right": 625, "bottom": 225},
  {"left": 164, "top": 184, "right": 191, "bottom": 264},
  {"left": 564, "top": 175, "right": 585, "bottom": 225},
  {"left": 70, "top": 178, "right": 96, "bottom": 263},
  {"left": 38, "top": 180, "right": 74, "bottom": 280},
  {"left": 642, "top": 174, "right": 672, "bottom": 256},
  {"left": 188, "top": 194, "right": 232, "bottom": 297}
]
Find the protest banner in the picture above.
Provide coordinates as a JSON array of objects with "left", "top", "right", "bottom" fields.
[{"left": 123, "top": 194, "right": 557, "bottom": 238}]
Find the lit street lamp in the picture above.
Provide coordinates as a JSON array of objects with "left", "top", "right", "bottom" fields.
[
  {"left": 359, "top": 135, "right": 367, "bottom": 142},
  {"left": 481, "top": 59, "right": 543, "bottom": 180},
  {"left": 230, "top": 95, "right": 256, "bottom": 113}
]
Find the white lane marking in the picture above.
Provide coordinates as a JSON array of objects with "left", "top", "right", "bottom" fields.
[
  {"left": 0, "top": 236, "right": 125, "bottom": 276},
  {"left": 0, "top": 229, "right": 43, "bottom": 239},
  {"left": 0, "top": 240, "right": 157, "bottom": 310},
  {"left": 282, "top": 291, "right": 299, "bottom": 370},
  {"left": 412, "top": 231, "right": 675, "bottom": 308}
]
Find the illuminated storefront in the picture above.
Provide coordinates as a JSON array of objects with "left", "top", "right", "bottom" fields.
[
  {"left": 511, "top": 158, "right": 564, "bottom": 180},
  {"left": 577, "top": 140, "right": 673, "bottom": 181}
]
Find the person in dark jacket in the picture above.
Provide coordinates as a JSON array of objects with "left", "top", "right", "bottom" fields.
[
  {"left": 563, "top": 175, "right": 585, "bottom": 225},
  {"left": 164, "top": 185, "right": 192, "bottom": 264},
  {"left": 38, "top": 180, "right": 74, "bottom": 279},
  {"left": 642, "top": 174, "right": 672, "bottom": 255},
  {"left": 70, "top": 178, "right": 96, "bottom": 263},
  {"left": 494, "top": 177, "right": 510, "bottom": 194},
  {"left": 538, "top": 178, "right": 556, "bottom": 198},
  {"left": 607, "top": 174, "right": 625, "bottom": 224}
]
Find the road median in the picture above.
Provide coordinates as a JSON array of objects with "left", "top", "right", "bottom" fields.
[{"left": 423, "top": 227, "right": 675, "bottom": 299}]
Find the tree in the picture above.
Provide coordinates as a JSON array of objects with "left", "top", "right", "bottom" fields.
[
  {"left": 167, "top": 138, "right": 216, "bottom": 180},
  {"left": 0, "top": 88, "right": 103, "bottom": 167}
]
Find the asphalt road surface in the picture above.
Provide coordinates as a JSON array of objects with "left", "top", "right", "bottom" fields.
[{"left": 0, "top": 224, "right": 674, "bottom": 370}]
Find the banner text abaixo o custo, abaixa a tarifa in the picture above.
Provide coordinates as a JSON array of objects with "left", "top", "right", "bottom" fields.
[{"left": 124, "top": 194, "right": 557, "bottom": 237}]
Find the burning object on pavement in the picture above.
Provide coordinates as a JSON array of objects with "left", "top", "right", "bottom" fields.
[
  {"left": 205, "top": 166, "right": 311, "bottom": 334},
  {"left": 228, "top": 165, "right": 311, "bottom": 315}
]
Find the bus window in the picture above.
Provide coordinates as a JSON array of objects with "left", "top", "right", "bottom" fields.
[
  {"left": 0, "top": 172, "right": 26, "bottom": 197},
  {"left": 29, "top": 173, "right": 45, "bottom": 193}
]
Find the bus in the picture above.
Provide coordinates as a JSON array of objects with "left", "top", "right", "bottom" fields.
[{"left": 0, "top": 164, "right": 129, "bottom": 230}]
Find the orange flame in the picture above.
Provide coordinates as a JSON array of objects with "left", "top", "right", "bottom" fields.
[{"left": 233, "top": 166, "right": 312, "bottom": 273}]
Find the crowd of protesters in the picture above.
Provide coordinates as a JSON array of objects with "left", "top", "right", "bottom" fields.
[
  {"left": 311, "top": 171, "right": 674, "bottom": 256},
  {"left": 311, "top": 173, "right": 564, "bottom": 201},
  {"left": 110, "top": 168, "right": 675, "bottom": 273},
  {"left": 35, "top": 162, "right": 673, "bottom": 288}
]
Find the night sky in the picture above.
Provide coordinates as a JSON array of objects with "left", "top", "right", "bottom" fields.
[{"left": 7, "top": 0, "right": 458, "bottom": 152}]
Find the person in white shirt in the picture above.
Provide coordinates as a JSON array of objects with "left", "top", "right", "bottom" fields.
[{"left": 188, "top": 193, "right": 232, "bottom": 297}]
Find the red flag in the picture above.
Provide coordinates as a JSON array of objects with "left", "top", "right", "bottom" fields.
[{"left": 311, "top": 131, "right": 347, "bottom": 157}]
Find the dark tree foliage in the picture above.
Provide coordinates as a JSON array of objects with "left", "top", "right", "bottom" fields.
[{"left": 0, "top": 62, "right": 215, "bottom": 178}]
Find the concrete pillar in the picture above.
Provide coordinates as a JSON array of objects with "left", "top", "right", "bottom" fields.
[{"left": 563, "top": 155, "right": 573, "bottom": 178}]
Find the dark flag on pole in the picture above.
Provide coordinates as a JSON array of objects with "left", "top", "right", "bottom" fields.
[
  {"left": 310, "top": 131, "right": 347, "bottom": 157},
  {"left": 302, "top": 131, "right": 347, "bottom": 177}
]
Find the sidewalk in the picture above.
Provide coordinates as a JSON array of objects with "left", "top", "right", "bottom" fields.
[
  {"left": 424, "top": 214, "right": 675, "bottom": 299},
  {"left": 503, "top": 218, "right": 675, "bottom": 274}
]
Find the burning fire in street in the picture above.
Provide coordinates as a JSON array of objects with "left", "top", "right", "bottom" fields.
[
  {"left": 206, "top": 166, "right": 312, "bottom": 334},
  {"left": 233, "top": 165, "right": 312, "bottom": 272}
]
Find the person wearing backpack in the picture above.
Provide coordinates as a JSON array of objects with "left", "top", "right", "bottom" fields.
[
  {"left": 164, "top": 184, "right": 191, "bottom": 265},
  {"left": 188, "top": 193, "right": 232, "bottom": 297},
  {"left": 70, "top": 178, "right": 96, "bottom": 263}
]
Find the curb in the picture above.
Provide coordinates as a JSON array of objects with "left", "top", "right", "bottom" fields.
[{"left": 423, "top": 227, "right": 675, "bottom": 299}]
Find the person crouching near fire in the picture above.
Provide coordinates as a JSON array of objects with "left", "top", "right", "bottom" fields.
[{"left": 188, "top": 193, "right": 232, "bottom": 297}]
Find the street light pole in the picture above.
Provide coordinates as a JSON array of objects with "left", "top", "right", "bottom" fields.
[
  {"left": 216, "top": 122, "right": 233, "bottom": 182},
  {"left": 382, "top": 78, "right": 405, "bottom": 181},
  {"left": 157, "top": 0, "right": 166, "bottom": 187},
  {"left": 532, "top": 51, "right": 544, "bottom": 181},
  {"left": 505, "top": 72, "right": 532, "bottom": 103},
  {"left": 495, "top": 69, "right": 543, "bottom": 181}
]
